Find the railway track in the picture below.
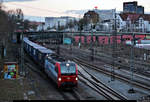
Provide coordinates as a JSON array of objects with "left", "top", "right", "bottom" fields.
[
  {"left": 59, "top": 45, "right": 150, "bottom": 78},
  {"left": 24, "top": 53, "right": 82, "bottom": 100},
  {"left": 59, "top": 88, "right": 82, "bottom": 100},
  {"left": 24, "top": 50, "right": 126, "bottom": 100},
  {"left": 32, "top": 44, "right": 150, "bottom": 100},
  {"left": 73, "top": 57, "right": 150, "bottom": 92},
  {"left": 57, "top": 46, "right": 150, "bottom": 88},
  {"left": 78, "top": 64, "right": 127, "bottom": 100}
]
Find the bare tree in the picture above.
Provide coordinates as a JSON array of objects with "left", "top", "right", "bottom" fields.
[{"left": 16, "top": 9, "right": 24, "bottom": 21}]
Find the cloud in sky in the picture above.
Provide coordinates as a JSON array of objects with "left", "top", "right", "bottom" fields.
[
  {"left": 3, "top": 0, "right": 150, "bottom": 18},
  {"left": 3, "top": 0, "right": 36, "bottom": 2},
  {"left": 65, "top": 10, "right": 89, "bottom": 15}
]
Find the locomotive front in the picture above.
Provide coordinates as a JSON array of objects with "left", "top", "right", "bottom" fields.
[{"left": 57, "top": 62, "right": 78, "bottom": 88}]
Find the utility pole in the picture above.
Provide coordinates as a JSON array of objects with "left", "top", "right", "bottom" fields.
[
  {"left": 128, "top": 32, "right": 135, "bottom": 93},
  {"left": 128, "top": 33, "right": 135, "bottom": 93},
  {"left": 79, "top": 19, "right": 83, "bottom": 49},
  {"left": 90, "top": 21, "right": 94, "bottom": 61},
  {"left": 21, "top": 29, "right": 24, "bottom": 76},
  {"left": 42, "top": 22, "right": 44, "bottom": 45},
  {"left": 79, "top": 29, "right": 81, "bottom": 49},
  {"left": 21, "top": 32, "right": 24, "bottom": 76},
  {"left": 20, "top": 21, "right": 24, "bottom": 76},
  {"left": 71, "top": 32, "right": 73, "bottom": 58},
  {"left": 111, "top": 9, "right": 117, "bottom": 81},
  {"left": 57, "top": 21, "right": 60, "bottom": 55}
]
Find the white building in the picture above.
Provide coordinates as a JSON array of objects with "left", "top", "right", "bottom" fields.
[
  {"left": 45, "top": 16, "right": 79, "bottom": 31},
  {"left": 92, "top": 9, "right": 117, "bottom": 31},
  {"left": 88, "top": 9, "right": 150, "bottom": 32},
  {"left": 118, "top": 13, "right": 150, "bottom": 32},
  {"left": 93, "top": 9, "right": 116, "bottom": 21},
  {"left": 36, "top": 23, "right": 47, "bottom": 31},
  {"left": 116, "top": 13, "right": 126, "bottom": 32}
]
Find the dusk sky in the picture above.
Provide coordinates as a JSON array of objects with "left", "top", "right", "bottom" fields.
[{"left": 2, "top": 0, "right": 150, "bottom": 18}]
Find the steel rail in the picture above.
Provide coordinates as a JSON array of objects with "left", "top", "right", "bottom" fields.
[
  {"left": 78, "top": 67, "right": 127, "bottom": 100},
  {"left": 73, "top": 57, "right": 150, "bottom": 92},
  {"left": 24, "top": 53, "right": 81, "bottom": 100}
]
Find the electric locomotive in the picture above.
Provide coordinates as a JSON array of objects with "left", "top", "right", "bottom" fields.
[
  {"left": 23, "top": 37, "right": 78, "bottom": 88},
  {"left": 44, "top": 54, "right": 78, "bottom": 88}
]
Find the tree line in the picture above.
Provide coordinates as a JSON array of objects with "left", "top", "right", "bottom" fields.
[{"left": 0, "top": 2, "right": 32, "bottom": 34}]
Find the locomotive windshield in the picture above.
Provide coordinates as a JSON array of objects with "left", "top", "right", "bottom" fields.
[{"left": 60, "top": 63, "right": 76, "bottom": 75}]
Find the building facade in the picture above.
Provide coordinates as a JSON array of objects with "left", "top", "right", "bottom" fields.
[
  {"left": 118, "top": 13, "right": 150, "bottom": 32},
  {"left": 45, "top": 16, "right": 78, "bottom": 31},
  {"left": 123, "top": 1, "right": 137, "bottom": 13},
  {"left": 137, "top": 6, "right": 144, "bottom": 14},
  {"left": 123, "top": 1, "right": 144, "bottom": 14},
  {"left": 83, "top": 9, "right": 116, "bottom": 31}
]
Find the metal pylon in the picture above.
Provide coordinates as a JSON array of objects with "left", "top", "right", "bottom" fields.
[
  {"left": 111, "top": 9, "right": 117, "bottom": 81},
  {"left": 128, "top": 33, "right": 135, "bottom": 93}
]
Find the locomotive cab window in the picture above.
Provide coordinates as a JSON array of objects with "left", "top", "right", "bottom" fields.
[{"left": 60, "top": 63, "right": 76, "bottom": 75}]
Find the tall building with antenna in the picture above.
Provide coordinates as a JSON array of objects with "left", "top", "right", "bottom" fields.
[{"left": 123, "top": 1, "right": 144, "bottom": 14}]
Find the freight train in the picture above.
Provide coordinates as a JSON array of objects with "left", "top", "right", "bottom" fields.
[{"left": 23, "top": 37, "right": 78, "bottom": 88}]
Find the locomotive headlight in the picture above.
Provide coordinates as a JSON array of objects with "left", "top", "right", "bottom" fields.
[
  {"left": 75, "top": 77, "right": 78, "bottom": 81},
  {"left": 66, "top": 63, "right": 69, "bottom": 67},
  {"left": 58, "top": 78, "right": 61, "bottom": 81}
]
